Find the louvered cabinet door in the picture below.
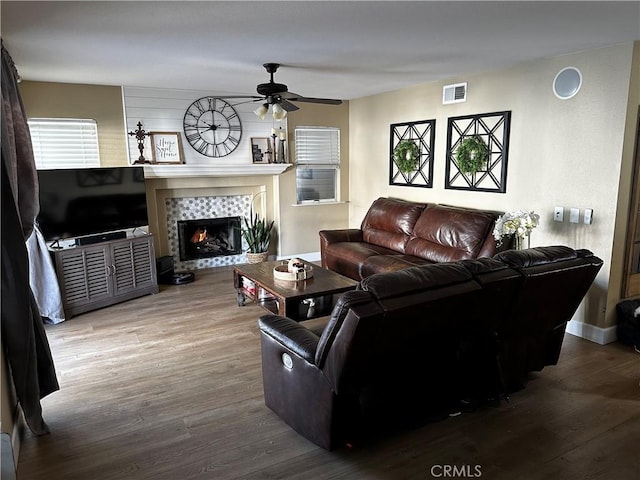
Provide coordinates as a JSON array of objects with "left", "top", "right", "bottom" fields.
[
  {"left": 55, "top": 245, "right": 111, "bottom": 313},
  {"left": 110, "top": 236, "right": 156, "bottom": 296},
  {"left": 53, "top": 235, "right": 158, "bottom": 318}
]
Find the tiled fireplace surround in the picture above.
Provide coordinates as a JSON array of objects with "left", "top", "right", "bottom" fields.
[
  {"left": 166, "top": 194, "right": 250, "bottom": 270},
  {"left": 144, "top": 164, "right": 288, "bottom": 271}
]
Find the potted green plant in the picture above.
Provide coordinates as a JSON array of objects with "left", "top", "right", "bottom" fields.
[
  {"left": 393, "top": 139, "right": 420, "bottom": 174},
  {"left": 242, "top": 211, "right": 274, "bottom": 263},
  {"left": 455, "top": 135, "right": 489, "bottom": 174}
]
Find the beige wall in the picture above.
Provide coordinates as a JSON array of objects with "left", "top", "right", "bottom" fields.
[
  {"left": 349, "top": 42, "right": 638, "bottom": 330},
  {"left": 19, "top": 81, "right": 129, "bottom": 166},
  {"left": 277, "top": 102, "right": 350, "bottom": 257},
  {"left": 1, "top": 350, "right": 16, "bottom": 435},
  {"left": 1, "top": 349, "right": 20, "bottom": 466}
]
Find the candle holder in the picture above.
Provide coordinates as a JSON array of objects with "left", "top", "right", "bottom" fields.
[
  {"left": 264, "top": 140, "right": 273, "bottom": 163},
  {"left": 278, "top": 136, "right": 286, "bottom": 164},
  {"left": 271, "top": 132, "right": 278, "bottom": 163}
]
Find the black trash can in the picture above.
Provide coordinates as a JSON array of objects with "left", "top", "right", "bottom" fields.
[
  {"left": 615, "top": 299, "right": 640, "bottom": 350},
  {"left": 156, "top": 255, "right": 175, "bottom": 284}
]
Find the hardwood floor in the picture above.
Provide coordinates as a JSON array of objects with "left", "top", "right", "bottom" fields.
[{"left": 17, "top": 266, "right": 640, "bottom": 479}]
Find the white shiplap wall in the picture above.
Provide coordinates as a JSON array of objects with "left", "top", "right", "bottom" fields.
[{"left": 123, "top": 87, "right": 287, "bottom": 166}]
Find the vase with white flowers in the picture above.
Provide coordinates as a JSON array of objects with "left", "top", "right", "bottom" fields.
[{"left": 493, "top": 210, "right": 540, "bottom": 249}]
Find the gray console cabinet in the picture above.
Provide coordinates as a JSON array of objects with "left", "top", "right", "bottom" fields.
[{"left": 53, "top": 235, "right": 159, "bottom": 318}]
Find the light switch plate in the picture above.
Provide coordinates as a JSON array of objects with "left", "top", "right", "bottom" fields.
[
  {"left": 569, "top": 208, "right": 580, "bottom": 223},
  {"left": 584, "top": 208, "right": 593, "bottom": 225}
]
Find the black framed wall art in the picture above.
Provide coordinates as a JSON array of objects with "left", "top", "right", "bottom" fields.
[
  {"left": 389, "top": 119, "right": 435, "bottom": 188},
  {"left": 445, "top": 111, "right": 511, "bottom": 193}
]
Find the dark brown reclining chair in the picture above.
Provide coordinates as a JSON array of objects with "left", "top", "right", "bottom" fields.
[
  {"left": 258, "top": 263, "right": 483, "bottom": 450},
  {"left": 455, "top": 257, "right": 523, "bottom": 401},
  {"left": 493, "top": 246, "right": 604, "bottom": 390}
]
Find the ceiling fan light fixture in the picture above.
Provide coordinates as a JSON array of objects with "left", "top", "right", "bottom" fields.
[
  {"left": 272, "top": 103, "right": 287, "bottom": 120},
  {"left": 254, "top": 103, "right": 269, "bottom": 120},
  {"left": 248, "top": 63, "right": 341, "bottom": 120}
]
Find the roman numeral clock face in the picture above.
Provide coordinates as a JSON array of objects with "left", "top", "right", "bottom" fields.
[{"left": 183, "top": 97, "right": 242, "bottom": 158}]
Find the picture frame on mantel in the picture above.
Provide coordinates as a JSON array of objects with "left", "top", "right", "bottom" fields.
[
  {"left": 251, "top": 137, "right": 273, "bottom": 164},
  {"left": 150, "top": 132, "right": 184, "bottom": 164}
]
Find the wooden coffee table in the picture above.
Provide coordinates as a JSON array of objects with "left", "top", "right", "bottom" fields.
[{"left": 233, "top": 260, "right": 358, "bottom": 320}]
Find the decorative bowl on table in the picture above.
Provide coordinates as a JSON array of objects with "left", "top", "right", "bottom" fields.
[{"left": 273, "top": 258, "right": 314, "bottom": 281}]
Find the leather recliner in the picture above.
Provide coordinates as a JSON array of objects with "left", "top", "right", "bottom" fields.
[
  {"left": 492, "top": 246, "right": 604, "bottom": 389},
  {"left": 258, "top": 246, "right": 603, "bottom": 450},
  {"left": 259, "top": 262, "right": 482, "bottom": 450}
]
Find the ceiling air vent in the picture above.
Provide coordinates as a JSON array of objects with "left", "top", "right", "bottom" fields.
[{"left": 442, "top": 82, "right": 467, "bottom": 104}]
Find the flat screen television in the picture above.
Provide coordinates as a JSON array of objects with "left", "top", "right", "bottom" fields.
[{"left": 36, "top": 166, "right": 148, "bottom": 243}]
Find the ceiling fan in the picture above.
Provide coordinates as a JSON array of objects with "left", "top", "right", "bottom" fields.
[{"left": 231, "top": 63, "right": 343, "bottom": 119}]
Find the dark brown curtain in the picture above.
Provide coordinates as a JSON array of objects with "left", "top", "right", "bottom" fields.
[{"left": 1, "top": 39, "right": 59, "bottom": 435}]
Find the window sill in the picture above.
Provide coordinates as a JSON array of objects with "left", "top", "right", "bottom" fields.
[{"left": 291, "top": 201, "right": 347, "bottom": 207}]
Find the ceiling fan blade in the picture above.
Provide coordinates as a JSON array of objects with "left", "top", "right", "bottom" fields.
[
  {"left": 209, "top": 95, "right": 264, "bottom": 106},
  {"left": 228, "top": 98, "right": 265, "bottom": 107},
  {"left": 212, "top": 95, "right": 263, "bottom": 99},
  {"left": 284, "top": 94, "right": 343, "bottom": 105},
  {"left": 280, "top": 99, "right": 300, "bottom": 112},
  {"left": 280, "top": 91, "right": 301, "bottom": 99}
]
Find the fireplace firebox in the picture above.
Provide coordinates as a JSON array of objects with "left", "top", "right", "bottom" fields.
[{"left": 177, "top": 217, "right": 242, "bottom": 261}]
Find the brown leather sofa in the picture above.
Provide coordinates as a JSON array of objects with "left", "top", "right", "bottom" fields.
[
  {"left": 258, "top": 246, "right": 603, "bottom": 450},
  {"left": 319, "top": 197, "right": 510, "bottom": 280}
]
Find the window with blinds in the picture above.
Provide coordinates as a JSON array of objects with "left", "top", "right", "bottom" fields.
[
  {"left": 28, "top": 118, "right": 100, "bottom": 169},
  {"left": 294, "top": 126, "right": 340, "bottom": 203}
]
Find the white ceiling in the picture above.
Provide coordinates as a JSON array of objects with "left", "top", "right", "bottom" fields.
[{"left": 2, "top": 1, "right": 639, "bottom": 101}]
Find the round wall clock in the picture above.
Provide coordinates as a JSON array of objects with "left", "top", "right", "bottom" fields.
[{"left": 183, "top": 97, "right": 242, "bottom": 157}]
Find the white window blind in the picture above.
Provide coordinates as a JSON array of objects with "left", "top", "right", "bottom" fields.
[
  {"left": 28, "top": 118, "right": 100, "bottom": 169},
  {"left": 295, "top": 127, "right": 340, "bottom": 165},
  {"left": 294, "top": 126, "right": 340, "bottom": 203}
]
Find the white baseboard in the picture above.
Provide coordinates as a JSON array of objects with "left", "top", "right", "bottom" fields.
[{"left": 566, "top": 320, "right": 618, "bottom": 345}]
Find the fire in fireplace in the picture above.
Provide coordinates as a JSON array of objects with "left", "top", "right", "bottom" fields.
[{"left": 177, "top": 217, "right": 242, "bottom": 261}]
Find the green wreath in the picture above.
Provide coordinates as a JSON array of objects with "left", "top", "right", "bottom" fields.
[
  {"left": 455, "top": 135, "right": 489, "bottom": 174},
  {"left": 393, "top": 139, "right": 420, "bottom": 174}
]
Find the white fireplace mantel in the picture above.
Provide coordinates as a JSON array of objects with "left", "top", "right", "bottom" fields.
[{"left": 143, "top": 163, "right": 292, "bottom": 179}]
